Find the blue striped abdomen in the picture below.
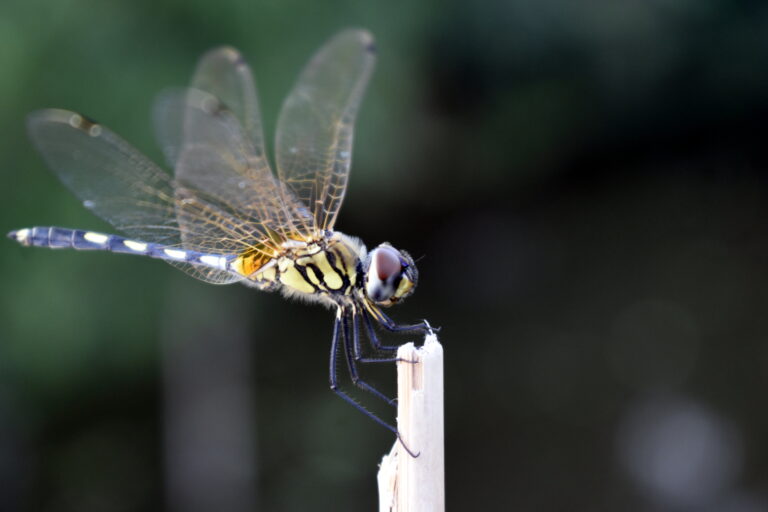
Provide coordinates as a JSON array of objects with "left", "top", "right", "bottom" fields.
[{"left": 8, "top": 226, "right": 235, "bottom": 272}]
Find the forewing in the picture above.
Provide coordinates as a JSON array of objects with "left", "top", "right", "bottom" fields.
[
  {"left": 167, "top": 261, "right": 240, "bottom": 284},
  {"left": 160, "top": 89, "right": 314, "bottom": 247},
  {"left": 154, "top": 46, "right": 266, "bottom": 168},
  {"left": 26, "top": 108, "right": 249, "bottom": 284},
  {"left": 192, "top": 46, "right": 266, "bottom": 157},
  {"left": 275, "top": 29, "right": 376, "bottom": 232}
]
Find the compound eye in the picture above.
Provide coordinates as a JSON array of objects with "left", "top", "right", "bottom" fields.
[
  {"left": 366, "top": 246, "right": 403, "bottom": 304},
  {"left": 374, "top": 246, "right": 401, "bottom": 281}
]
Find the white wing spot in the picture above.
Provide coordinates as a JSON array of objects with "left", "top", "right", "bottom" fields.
[
  {"left": 339, "top": 151, "right": 350, "bottom": 158},
  {"left": 164, "top": 249, "right": 187, "bottom": 260},
  {"left": 68, "top": 114, "right": 83, "bottom": 128},
  {"left": 88, "top": 125, "right": 102, "bottom": 137},
  {"left": 84, "top": 232, "right": 108, "bottom": 244},
  {"left": 123, "top": 240, "right": 147, "bottom": 252},
  {"left": 201, "top": 95, "right": 219, "bottom": 114},
  {"left": 83, "top": 200, "right": 95, "bottom": 209}
]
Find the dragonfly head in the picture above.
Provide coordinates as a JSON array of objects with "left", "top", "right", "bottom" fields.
[{"left": 363, "top": 243, "right": 418, "bottom": 307}]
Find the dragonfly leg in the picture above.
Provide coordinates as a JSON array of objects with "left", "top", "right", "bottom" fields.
[
  {"left": 373, "top": 307, "right": 438, "bottom": 334},
  {"left": 363, "top": 311, "right": 424, "bottom": 365},
  {"left": 353, "top": 312, "right": 400, "bottom": 363},
  {"left": 327, "top": 310, "right": 419, "bottom": 457},
  {"left": 342, "top": 313, "right": 397, "bottom": 406},
  {"left": 329, "top": 310, "right": 398, "bottom": 428}
]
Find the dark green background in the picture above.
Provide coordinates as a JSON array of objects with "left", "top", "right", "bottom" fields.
[{"left": 3, "top": 0, "right": 768, "bottom": 510}]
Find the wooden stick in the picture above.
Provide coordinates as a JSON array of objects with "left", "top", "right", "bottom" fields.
[{"left": 378, "top": 332, "right": 444, "bottom": 512}]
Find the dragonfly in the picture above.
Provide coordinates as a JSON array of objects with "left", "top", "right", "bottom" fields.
[{"left": 8, "top": 29, "right": 432, "bottom": 450}]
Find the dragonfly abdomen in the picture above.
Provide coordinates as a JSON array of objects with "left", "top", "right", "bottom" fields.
[{"left": 8, "top": 226, "right": 236, "bottom": 272}]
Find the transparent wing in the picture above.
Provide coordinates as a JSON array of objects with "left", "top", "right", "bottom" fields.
[
  {"left": 154, "top": 46, "right": 265, "bottom": 168},
  {"left": 168, "top": 261, "right": 240, "bottom": 284},
  {"left": 275, "top": 29, "right": 376, "bottom": 233},
  {"left": 158, "top": 88, "right": 315, "bottom": 247},
  {"left": 26, "top": 108, "right": 274, "bottom": 284},
  {"left": 154, "top": 46, "right": 315, "bottom": 241}
]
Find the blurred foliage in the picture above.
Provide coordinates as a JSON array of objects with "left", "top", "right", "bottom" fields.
[{"left": 2, "top": 0, "right": 768, "bottom": 510}]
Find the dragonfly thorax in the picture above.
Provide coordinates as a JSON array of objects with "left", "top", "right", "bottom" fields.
[{"left": 242, "top": 231, "right": 362, "bottom": 307}]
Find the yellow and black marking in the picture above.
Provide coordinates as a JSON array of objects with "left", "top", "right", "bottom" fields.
[
  {"left": 231, "top": 240, "right": 280, "bottom": 277},
  {"left": 234, "top": 233, "right": 360, "bottom": 300}
]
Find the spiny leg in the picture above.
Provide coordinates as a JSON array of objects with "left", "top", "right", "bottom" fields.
[
  {"left": 362, "top": 311, "right": 402, "bottom": 352},
  {"left": 361, "top": 310, "right": 422, "bottom": 366},
  {"left": 327, "top": 309, "right": 420, "bottom": 458},
  {"left": 371, "top": 307, "right": 436, "bottom": 334},
  {"left": 354, "top": 311, "right": 400, "bottom": 363},
  {"left": 329, "top": 310, "right": 397, "bottom": 430},
  {"left": 342, "top": 313, "right": 397, "bottom": 405}
]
